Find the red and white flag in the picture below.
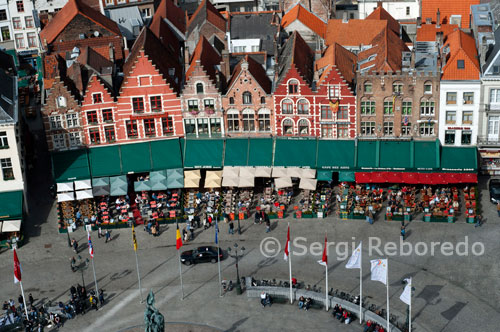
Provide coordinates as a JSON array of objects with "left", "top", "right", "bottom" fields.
[
  {"left": 284, "top": 225, "right": 290, "bottom": 261},
  {"left": 317, "top": 235, "right": 328, "bottom": 266},
  {"left": 13, "top": 248, "right": 21, "bottom": 283},
  {"left": 88, "top": 231, "right": 94, "bottom": 259}
]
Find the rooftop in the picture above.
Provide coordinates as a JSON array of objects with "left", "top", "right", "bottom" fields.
[
  {"left": 325, "top": 19, "right": 388, "bottom": 47},
  {"left": 277, "top": 31, "right": 314, "bottom": 86},
  {"left": 187, "top": 0, "right": 226, "bottom": 36},
  {"left": 315, "top": 42, "right": 357, "bottom": 86},
  {"left": 106, "top": 6, "right": 144, "bottom": 40},
  {"left": 416, "top": 23, "right": 458, "bottom": 42},
  {"left": 421, "top": 0, "right": 480, "bottom": 28},
  {"left": 441, "top": 29, "right": 480, "bottom": 80},
  {"left": 229, "top": 12, "right": 279, "bottom": 56},
  {"left": 471, "top": 3, "right": 494, "bottom": 27},
  {"left": 227, "top": 55, "right": 271, "bottom": 94},
  {"left": 282, "top": 4, "right": 327, "bottom": 39},
  {"left": 185, "top": 36, "right": 222, "bottom": 84}
]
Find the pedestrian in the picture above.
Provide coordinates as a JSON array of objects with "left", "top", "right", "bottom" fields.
[
  {"left": 400, "top": 226, "right": 406, "bottom": 240},
  {"left": 105, "top": 230, "right": 111, "bottom": 243},
  {"left": 254, "top": 211, "right": 261, "bottom": 224},
  {"left": 497, "top": 202, "right": 500, "bottom": 217},
  {"left": 98, "top": 227, "right": 102, "bottom": 238},
  {"left": 90, "top": 295, "right": 98, "bottom": 311},
  {"left": 182, "top": 228, "right": 188, "bottom": 242},
  {"left": 72, "top": 238, "right": 78, "bottom": 253},
  {"left": 18, "top": 294, "right": 24, "bottom": 309},
  {"left": 98, "top": 289, "right": 105, "bottom": 306},
  {"left": 28, "top": 293, "right": 34, "bottom": 307},
  {"left": 266, "top": 219, "right": 271, "bottom": 233},
  {"left": 368, "top": 210, "right": 374, "bottom": 224},
  {"left": 475, "top": 214, "right": 483, "bottom": 228},
  {"left": 229, "top": 220, "right": 234, "bottom": 234}
]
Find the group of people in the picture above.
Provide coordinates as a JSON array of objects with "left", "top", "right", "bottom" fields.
[
  {"left": 332, "top": 304, "right": 354, "bottom": 324},
  {"left": 297, "top": 296, "right": 312, "bottom": 310},
  {"left": 254, "top": 210, "right": 271, "bottom": 233},
  {"left": 364, "top": 320, "right": 386, "bottom": 332}
]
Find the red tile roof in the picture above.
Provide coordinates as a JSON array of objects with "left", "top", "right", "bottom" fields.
[
  {"left": 227, "top": 55, "right": 271, "bottom": 94},
  {"left": 416, "top": 23, "right": 459, "bottom": 41},
  {"left": 187, "top": 0, "right": 226, "bottom": 33},
  {"left": 365, "top": 4, "right": 400, "bottom": 36},
  {"left": 40, "top": 0, "right": 121, "bottom": 45},
  {"left": 185, "top": 36, "right": 222, "bottom": 84},
  {"left": 325, "top": 19, "right": 388, "bottom": 47},
  {"left": 441, "top": 29, "right": 480, "bottom": 80},
  {"left": 281, "top": 4, "right": 327, "bottom": 39},
  {"left": 150, "top": 0, "right": 186, "bottom": 35},
  {"left": 421, "top": 0, "right": 480, "bottom": 28},
  {"left": 315, "top": 42, "right": 357, "bottom": 86}
]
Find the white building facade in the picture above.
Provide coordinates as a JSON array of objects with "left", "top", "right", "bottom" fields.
[
  {"left": 357, "top": 0, "right": 419, "bottom": 20},
  {"left": 8, "top": 0, "right": 40, "bottom": 52},
  {"left": 0, "top": 0, "right": 14, "bottom": 49}
]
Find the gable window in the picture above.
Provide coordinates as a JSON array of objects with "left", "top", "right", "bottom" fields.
[
  {"left": 364, "top": 82, "right": 372, "bottom": 93},
  {"left": 258, "top": 109, "right": 270, "bottom": 132},
  {"left": 288, "top": 80, "right": 298, "bottom": 94},
  {"left": 52, "top": 134, "right": 65, "bottom": 149},
  {"left": 328, "top": 86, "right": 340, "bottom": 99},
  {"left": 393, "top": 82, "right": 403, "bottom": 94},
  {"left": 204, "top": 99, "right": 215, "bottom": 110},
  {"left": 66, "top": 113, "right": 79, "bottom": 128},
  {"left": 260, "top": 96, "right": 266, "bottom": 104},
  {"left": 1, "top": 158, "right": 13, "bottom": 180},
  {"left": 424, "top": 82, "right": 432, "bottom": 94},
  {"left": 92, "top": 93, "right": 102, "bottom": 104},
  {"left": 14, "top": 33, "right": 24, "bottom": 48},
  {"left": 49, "top": 115, "right": 63, "bottom": 129},
  {"left": 337, "top": 106, "right": 348, "bottom": 120},
  {"left": 89, "top": 128, "right": 100, "bottom": 144},
  {"left": 463, "top": 92, "right": 474, "bottom": 104},
  {"left": 102, "top": 108, "right": 113, "bottom": 122},
  {"left": 69, "top": 132, "right": 82, "bottom": 147},
  {"left": 104, "top": 126, "right": 115, "bottom": 142},
  {"left": 16, "top": 1, "right": 24, "bottom": 12},
  {"left": 25, "top": 16, "right": 33, "bottom": 28},
  {"left": 457, "top": 60, "right": 465, "bottom": 69},
  {"left": 87, "top": 111, "right": 98, "bottom": 124},
  {"left": 144, "top": 119, "right": 156, "bottom": 137},
  {"left": 298, "top": 119, "right": 309, "bottom": 135},
  {"left": 0, "top": 10, "right": 7, "bottom": 21},
  {"left": 384, "top": 99, "right": 394, "bottom": 114},
  {"left": 162, "top": 116, "right": 174, "bottom": 136},
  {"left": 27, "top": 33, "right": 36, "bottom": 47},
  {"left": 283, "top": 119, "right": 293, "bottom": 135},
  {"left": 2, "top": 27, "right": 10, "bottom": 41},
  {"left": 420, "top": 100, "right": 435, "bottom": 116},
  {"left": 132, "top": 97, "right": 144, "bottom": 113},
  {"left": 139, "top": 76, "right": 150, "bottom": 86},
  {"left": 282, "top": 99, "right": 293, "bottom": 114},
  {"left": 243, "top": 91, "right": 252, "bottom": 104},
  {"left": 446, "top": 111, "right": 456, "bottom": 124},
  {"left": 197, "top": 118, "right": 208, "bottom": 135},
  {"left": 196, "top": 83, "right": 204, "bottom": 94},
  {"left": 56, "top": 96, "right": 66, "bottom": 108},
  {"left": 229, "top": 97, "right": 234, "bottom": 104},
  {"left": 0, "top": 131, "right": 8, "bottom": 148},
  {"left": 188, "top": 100, "right": 198, "bottom": 111},
  {"left": 402, "top": 101, "right": 412, "bottom": 115},
  {"left": 12, "top": 17, "right": 21, "bottom": 29},
  {"left": 321, "top": 105, "right": 332, "bottom": 119},
  {"left": 126, "top": 120, "right": 138, "bottom": 138},
  {"left": 242, "top": 110, "right": 255, "bottom": 131},
  {"left": 446, "top": 92, "right": 457, "bottom": 105},
  {"left": 361, "top": 100, "right": 375, "bottom": 115},
  {"left": 150, "top": 96, "right": 162, "bottom": 112},
  {"left": 297, "top": 99, "right": 309, "bottom": 115},
  {"left": 338, "top": 124, "right": 349, "bottom": 138},
  {"left": 227, "top": 111, "right": 239, "bottom": 132}
]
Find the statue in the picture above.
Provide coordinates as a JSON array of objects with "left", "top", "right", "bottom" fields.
[{"left": 144, "top": 290, "right": 164, "bottom": 332}]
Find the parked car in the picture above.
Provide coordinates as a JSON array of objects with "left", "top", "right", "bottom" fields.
[
  {"left": 489, "top": 179, "right": 500, "bottom": 203},
  {"left": 180, "top": 246, "right": 222, "bottom": 265}
]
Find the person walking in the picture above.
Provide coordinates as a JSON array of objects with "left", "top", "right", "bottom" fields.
[
  {"left": 475, "top": 214, "right": 483, "bottom": 228},
  {"left": 105, "top": 230, "right": 111, "bottom": 243},
  {"left": 98, "top": 227, "right": 103, "bottom": 239},
  {"left": 368, "top": 210, "right": 374, "bottom": 225},
  {"left": 266, "top": 219, "right": 271, "bottom": 233},
  {"left": 28, "top": 293, "right": 34, "bottom": 307},
  {"left": 229, "top": 220, "right": 234, "bottom": 234},
  {"left": 497, "top": 202, "right": 500, "bottom": 217},
  {"left": 400, "top": 226, "right": 406, "bottom": 240},
  {"left": 98, "top": 289, "right": 105, "bottom": 307},
  {"left": 72, "top": 238, "right": 79, "bottom": 253}
]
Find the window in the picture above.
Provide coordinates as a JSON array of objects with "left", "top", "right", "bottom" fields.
[
  {"left": 364, "top": 82, "right": 372, "bottom": 93},
  {"left": 0, "top": 10, "right": 7, "bottom": 21},
  {"left": 406, "top": 6, "right": 410, "bottom": 15},
  {"left": 12, "top": 17, "right": 21, "bottom": 29},
  {"left": 419, "top": 122, "right": 434, "bottom": 136},
  {"left": 25, "top": 16, "right": 33, "bottom": 28},
  {"left": 16, "top": 0, "right": 24, "bottom": 12},
  {"left": 321, "top": 105, "right": 332, "bottom": 119},
  {"left": 242, "top": 110, "right": 255, "bottom": 131},
  {"left": 488, "top": 116, "right": 499, "bottom": 136},
  {"left": 338, "top": 124, "right": 349, "bottom": 138},
  {"left": 52, "top": 134, "right": 65, "bottom": 149},
  {"left": 102, "top": 126, "right": 114, "bottom": 142},
  {"left": 56, "top": 96, "right": 66, "bottom": 108},
  {"left": 210, "top": 118, "right": 221, "bottom": 135},
  {"left": 490, "top": 89, "right": 500, "bottom": 103},
  {"left": 139, "top": 76, "right": 150, "bottom": 86},
  {"left": 297, "top": 99, "right": 309, "bottom": 114},
  {"left": 420, "top": 100, "right": 435, "bottom": 116},
  {"left": 141, "top": 8, "right": 151, "bottom": 17},
  {"left": 92, "top": 93, "right": 102, "bottom": 104},
  {"left": 360, "top": 122, "right": 375, "bottom": 136},
  {"left": 184, "top": 119, "right": 196, "bottom": 135},
  {"left": 283, "top": 119, "right": 293, "bottom": 135},
  {"left": 102, "top": 109, "right": 113, "bottom": 122},
  {"left": 336, "top": 106, "right": 347, "bottom": 120},
  {"left": 197, "top": 118, "right": 208, "bottom": 135},
  {"left": 204, "top": 99, "right": 215, "bottom": 110},
  {"left": 462, "top": 111, "right": 473, "bottom": 124},
  {"left": 424, "top": 82, "right": 432, "bottom": 94},
  {"left": 383, "top": 121, "right": 393, "bottom": 135},
  {"left": 89, "top": 128, "right": 100, "bottom": 144},
  {"left": 393, "top": 82, "right": 403, "bottom": 94},
  {"left": 126, "top": 120, "right": 138, "bottom": 138},
  {"left": 261, "top": 96, "right": 266, "bottom": 104},
  {"left": 1, "top": 27, "right": 10, "bottom": 41},
  {"left": 0, "top": 132, "right": 7, "bottom": 148},
  {"left": 27, "top": 33, "right": 36, "bottom": 47},
  {"left": 445, "top": 130, "right": 455, "bottom": 144},
  {"left": 461, "top": 131, "right": 472, "bottom": 145},
  {"left": 384, "top": 100, "right": 393, "bottom": 114},
  {"left": 401, "top": 122, "right": 411, "bottom": 136},
  {"left": 402, "top": 101, "right": 412, "bottom": 115},
  {"left": 227, "top": 112, "right": 239, "bottom": 132},
  {"left": 463, "top": 92, "right": 474, "bottom": 104},
  {"left": 66, "top": 113, "right": 79, "bottom": 128},
  {"left": 132, "top": 97, "right": 144, "bottom": 113},
  {"left": 328, "top": 86, "right": 340, "bottom": 99},
  {"left": 144, "top": 119, "right": 156, "bottom": 137},
  {"left": 282, "top": 99, "right": 293, "bottom": 114},
  {"left": 258, "top": 110, "right": 270, "bottom": 132},
  {"left": 188, "top": 100, "right": 198, "bottom": 111},
  {"left": 69, "top": 132, "right": 81, "bottom": 147},
  {"left": 446, "top": 92, "right": 457, "bottom": 105},
  {"left": 457, "top": 60, "right": 465, "bottom": 69},
  {"left": 361, "top": 100, "right": 375, "bottom": 115},
  {"left": 162, "top": 117, "right": 173, "bottom": 135},
  {"left": 15, "top": 33, "right": 24, "bottom": 48},
  {"left": 288, "top": 80, "right": 298, "bottom": 94},
  {"left": 1, "top": 158, "right": 13, "bottom": 180},
  {"left": 298, "top": 119, "right": 309, "bottom": 135},
  {"left": 446, "top": 111, "right": 456, "bottom": 124},
  {"left": 321, "top": 124, "right": 333, "bottom": 138},
  {"left": 196, "top": 83, "right": 204, "bottom": 94},
  {"left": 49, "top": 115, "right": 63, "bottom": 129},
  {"left": 229, "top": 97, "right": 234, "bottom": 105},
  {"left": 242, "top": 92, "right": 252, "bottom": 104},
  {"left": 233, "top": 46, "right": 245, "bottom": 53},
  {"left": 150, "top": 96, "right": 162, "bottom": 112},
  {"left": 87, "top": 111, "right": 98, "bottom": 124}
]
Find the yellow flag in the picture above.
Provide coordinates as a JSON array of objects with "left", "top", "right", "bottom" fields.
[{"left": 132, "top": 224, "right": 137, "bottom": 251}]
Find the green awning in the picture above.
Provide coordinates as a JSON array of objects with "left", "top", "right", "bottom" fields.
[
  {"left": 224, "top": 138, "right": 249, "bottom": 166},
  {"left": 150, "top": 139, "right": 182, "bottom": 170},
  {"left": 134, "top": 181, "right": 152, "bottom": 192},
  {"left": 89, "top": 146, "right": 122, "bottom": 177},
  {"left": 274, "top": 138, "right": 317, "bottom": 168},
  {"left": 338, "top": 171, "right": 355, "bottom": 182},
  {"left": 120, "top": 142, "right": 152, "bottom": 173},
  {"left": 379, "top": 141, "right": 411, "bottom": 169},
  {"left": 0, "top": 191, "right": 23, "bottom": 219},
  {"left": 183, "top": 139, "right": 224, "bottom": 168},
  {"left": 441, "top": 146, "right": 477, "bottom": 172},
  {"left": 248, "top": 138, "right": 273, "bottom": 167},
  {"left": 414, "top": 140, "right": 439, "bottom": 170},
  {"left": 317, "top": 170, "right": 333, "bottom": 181},
  {"left": 356, "top": 141, "right": 378, "bottom": 169},
  {"left": 92, "top": 177, "right": 110, "bottom": 187},
  {"left": 51, "top": 149, "right": 90, "bottom": 182},
  {"left": 316, "top": 140, "right": 355, "bottom": 169}
]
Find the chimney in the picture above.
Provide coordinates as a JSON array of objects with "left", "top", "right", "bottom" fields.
[
  {"left": 426, "top": 17, "right": 432, "bottom": 24},
  {"left": 410, "top": 50, "right": 415, "bottom": 68},
  {"left": 308, "top": 0, "right": 311, "bottom": 11},
  {"left": 436, "top": 31, "right": 443, "bottom": 47},
  {"left": 342, "top": 11, "right": 348, "bottom": 23},
  {"left": 377, "top": 1, "right": 382, "bottom": 8},
  {"left": 98, "top": 0, "right": 105, "bottom": 15},
  {"left": 436, "top": 9, "right": 441, "bottom": 28},
  {"left": 109, "top": 43, "right": 114, "bottom": 63},
  {"left": 221, "top": 49, "right": 230, "bottom": 82},
  {"left": 417, "top": 17, "right": 421, "bottom": 28}
]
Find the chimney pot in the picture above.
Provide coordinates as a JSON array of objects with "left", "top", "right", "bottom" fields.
[{"left": 436, "top": 9, "right": 441, "bottom": 28}]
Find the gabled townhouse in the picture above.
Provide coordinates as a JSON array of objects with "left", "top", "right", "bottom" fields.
[
  {"left": 222, "top": 55, "right": 273, "bottom": 136},
  {"left": 421, "top": 0, "right": 479, "bottom": 29},
  {"left": 357, "top": 0, "right": 420, "bottom": 21},
  {"left": 281, "top": 4, "right": 326, "bottom": 50}
]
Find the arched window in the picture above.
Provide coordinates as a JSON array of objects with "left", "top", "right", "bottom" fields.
[
  {"left": 229, "top": 97, "right": 234, "bottom": 104},
  {"left": 282, "top": 99, "right": 293, "bottom": 114},
  {"left": 283, "top": 118, "right": 293, "bottom": 135},
  {"left": 227, "top": 110, "right": 239, "bottom": 132},
  {"left": 258, "top": 109, "right": 270, "bottom": 132},
  {"left": 242, "top": 109, "right": 255, "bottom": 131},
  {"left": 297, "top": 99, "right": 309, "bottom": 115},
  {"left": 364, "top": 81, "right": 372, "bottom": 93},
  {"left": 424, "top": 81, "right": 432, "bottom": 94},
  {"left": 383, "top": 97, "right": 394, "bottom": 114},
  {"left": 243, "top": 91, "right": 252, "bottom": 104},
  {"left": 196, "top": 83, "right": 204, "bottom": 94},
  {"left": 288, "top": 79, "right": 298, "bottom": 94},
  {"left": 57, "top": 96, "right": 67, "bottom": 108},
  {"left": 260, "top": 96, "right": 266, "bottom": 104},
  {"left": 298, "top": 119, "right": 309, "bottom": 135}
]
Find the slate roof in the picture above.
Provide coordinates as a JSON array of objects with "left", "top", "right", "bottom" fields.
[
  {"left": 483, "top": 27, "right": 500, "bottom": 73},
  {"left": 227, "top": 55, "right": 272, "bottom": 94},
  {"left": 185, "top": 36, "right": 222, "bottom": 84},
  {"left": 282, "top": 4, "right": 327, "bottom": 39},
  {"left": 277, "top": 31, "right": 314, "bottom": 86},
  {"left": 315, "top": 42, "right": 356, "bottom": 86},
  {"left": 150, "top": 0, "right": 186, "bottom": 35},
  {"left": 187, "top": 0, "right": 226, "bottom": 36},
  {"left": 421, "top": 0, "right": 480, "bottom": 28},
  {"left": 441, "top": 29, "right": 480, "bottom": 80},
  {"left": 229, "top": 12, "right": 279, "bottom": 56}
]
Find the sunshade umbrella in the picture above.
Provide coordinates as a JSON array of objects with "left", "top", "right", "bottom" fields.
[
  {"left": 299, "top": 178, "right": 317, "bottom": 190},
  {"left": 205, "top": 170, "right": 222, "bottom": 181},
  {"left": 205, "top": 177, "right": 222, "bottom": 188},
  {"left": 1, "top": 219, "right": 21, "bottom": 232},
  {"left": 110, "top": 175, "right": 127, "bottom": 186},
  {"left": 222, "top": 177, "right": 239, "bottom": 187},
  {"left": 150, "top": 170, "right": 167, "bottom": 182},
  {"left": 238, "top": 176, "right": 255, "bottom": 187},
  {"left": 57, "top": 182, "right": 74, "bottom": 192},
  {"left": 150, "top": 179, "right": 168, "bottom": 191},
  {"left": 167, "top": 176, "right": 184, "bottom": 189},
  {"left": 287, "top": 167, "right": 302, "bottom": 178},
  {"left": 274, "top": 177, "right": 293, "bottom": 189},
  {"left": 222, "top": 166, "right": 240, "bottom": 178},
  {"left": 272, "top": 167, "right": 288, "bottom": 177},
  {"left": 184, "top": 170, "right": 201, "bottom": 181},
  {"left": 134, "top": 181, "right": 152, "bottom": 192},
  {"left": 110, "top": 180, "right": 128, "bottom": 196},
  {"left": 75, "top": 189, "right": 93, "bottom": 200},
  {"left": 93, "top": 185, "right": 110, "bottom": 197},
  {"left": 239, "top": 167, "right": 256, "bottom": 178},
  {"left": 167, "top": 168, "right": 183, "bottom": 180},
  {"left": 92, "top": 177, "right": 110, "bottom": 187},
  {"left": 74, "top": 179, "right": 92, "bottom": 190},
  {"left": 301, "top": 168, "right": 316, "bottom": 179},
  {"left": 57, "top": 192, "right": 74, "bottom": 202},
  {"left": 255, "top": 167, "right": 272, "bottom": 177},
  {"left": 184, "top": 177, "right": 200, "bottom": 188}
]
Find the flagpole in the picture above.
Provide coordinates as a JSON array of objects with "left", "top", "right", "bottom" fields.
[
  {"left": 386, "top": 259, "right": 390, "bottom": 332},
  {"left": 19, "top": 281, "right": 28, "bottom": 318},
  {"left": 177, "top": 249, "right": 184, "bottom": 300},
  {"left": 359, "top": 245, "right": 362, "bottom": 324},
  {"left": 217, "top": 217, "right": 222, "bottom": 298},
  {"left": 409, "top": 278, "right": 412, "bottom": 332},
  {"left": 91, "top": 258, "right": 98, "bottom": 296},
  {"left": 288, "top": 222, "right": 293, "bottom": 304},
  {"left": 134, "top": 250, "right": 144, "bottom": 303},
  {"left": 325, "top": 263, "right": 329, "bottom": 311}
]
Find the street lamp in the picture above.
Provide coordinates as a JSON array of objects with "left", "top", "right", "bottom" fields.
[
  {"left": 74, "top": 255, "right": 90, "bottom": 286},
  {"left": 227, "top": 242, "right": 245, "bottom": 294}
]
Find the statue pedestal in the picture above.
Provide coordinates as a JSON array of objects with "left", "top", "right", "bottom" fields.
[{"left": 119, "top": 323, "right": 222, "bottom": 332}]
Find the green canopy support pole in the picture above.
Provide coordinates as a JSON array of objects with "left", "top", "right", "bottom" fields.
[
  {"left": 271, "top": 137, "right": 276, "bottom": 167},
  {"left": 435, "top": 139, "right": 441, "bottom": 169},
  {"left": 246, "top": 137, "right": 250, "bottom": 166},
  {"left": 222, "top": 138, "right": 227, "bottom": 167},
  {"left": 410, "top": 140, "right": 415, "bottom": 169},
  {"left": 118, "top": 144, "right": 124, "bottom": 175},
  {"left": 354, "top": 138, "right": 358, "bottom": 169},
  {"left": 375, "top": 140, "right": 380, "bottom": 168},
  {"left": 315, "top": 137, "right": 319, "bottom": 169}
]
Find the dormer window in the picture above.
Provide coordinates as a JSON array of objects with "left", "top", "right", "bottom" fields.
[
  {"left": 56, "top": 96, "right": 66, "bottom": 108},
  {"left": 364, "top": 82, "right": 372, "bottom": 93},
  {"left": 457, "top": 60, "right": 465, "bottom": 69},
  {"left": 196, "top": 83, "right": 204, "bottom": 94},
  {"left": 288, "top": 80, "right": 298, "bottom": 94},
  {"left": 493, "top": 66, "right": 499, "bottom": 74},
  {"left": 92, "top": 93, "right": 102, "bottom": 104}
]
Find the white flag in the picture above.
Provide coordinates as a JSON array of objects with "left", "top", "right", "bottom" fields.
[
  {"left": 370, "top": 259, "right": 388, "bottom": 285},
  {"left": 346, "top": 242, "right": 362, "bottom": 269},
  {"left": 400, "top": 278, "right": 412, "bottom": 305}
]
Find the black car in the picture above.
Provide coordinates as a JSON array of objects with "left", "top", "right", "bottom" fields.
[
  {"left": 180, "top": 246, "right": 222, "bottom": 265},
  {"left": 489, "top": 179, "right": 500, "bottom": 203}
]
